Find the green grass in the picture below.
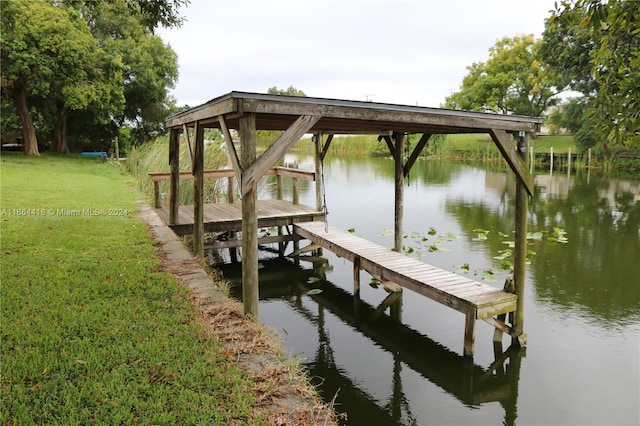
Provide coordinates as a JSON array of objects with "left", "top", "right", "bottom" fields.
[{"left": 0, "top": 153, "right": 262, "bottom": 424}]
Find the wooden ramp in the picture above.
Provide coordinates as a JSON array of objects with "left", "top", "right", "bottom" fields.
[
  {"left": 155, "top": 200, "right": 324, "bottom": 236},
  {"left": 294, "top": 221, "right": 517, "bottom": 357}
]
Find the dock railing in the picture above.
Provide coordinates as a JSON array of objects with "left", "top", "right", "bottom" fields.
[{"left": 148, "top": 167, "right": 315, "bottom": 209}]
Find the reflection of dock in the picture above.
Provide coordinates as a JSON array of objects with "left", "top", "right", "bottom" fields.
[
  {"left": 223, "top": 257, "right": 523, "bottom": 424},
  {"left": 294, "top": 221, "right": 518, "bottom": 357}
]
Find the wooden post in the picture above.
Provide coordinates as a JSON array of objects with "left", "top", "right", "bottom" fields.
[
  {"left": 314, "top": 133, "right": 323, "bottom": 211},
  {"left": 353, "top": 256, "right": 361, "bottom": 297},
  {"left": 227, "top": 176, "right": 238, "bottom": 262},
  {"left": 464, "top": 309, "right": 476, "bottom": 357},
  {"left": 153, "top": 181, "right": 161, "bottom": 209},
  {"left": 193, "top": 122, "right": 205, "bottom": 258},
  {"left": 276, "top": 174, "right": 283, "bottom": 200},
  {"left": 169, "top": 128, "right": 180, "bottom": 225},
  {"left": 393, "top": 132, "right": 405, "bottom": 253},
  {"left": 567, "top": 147, "right": 572, "bottom": 175},
  {"left": 240, "top": 113, "right": 259, "bottom": 320},
  {"left": 292, "top": 178, "right": 299, "bottom": 205},
  {"left": 550, "top": 146, "right": 554, "bottom": 175},
  {"left": 513, "top": 132, "right": 529, "bottom": 347}
]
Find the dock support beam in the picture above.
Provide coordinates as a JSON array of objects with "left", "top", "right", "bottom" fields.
[
  {"left": 193, "top": 122, "right": 205, "bottom": 258},
  {"left": 393, "top": 132, "right": 405, "bottom": 253},
  {"left": 240, "top": 113, "right": 259, "bottom": 320},
  {"left": 512, "top": 133, "right": 530, "bottom": 346},
  {"left": 169, "top": 128, "right": 180, "bottom": 225}
]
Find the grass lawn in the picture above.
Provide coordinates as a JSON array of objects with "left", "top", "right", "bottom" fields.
[{"left": 0, "top": 154, "right": 263, "bottom": 424}]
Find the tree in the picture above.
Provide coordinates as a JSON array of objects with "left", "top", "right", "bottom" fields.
[
  {"left": 267, "top": 86, "right": 307, "bottom": 97},
  {"left": 0, "top": 0, "right": 104, "bottom": 155},
  {"left": 445, "top": 35, "right": 559, "bottom": 117},
  {"left": 1, "top": 0, "right": 186, "bottom": 155},
  {"left": 545, "top": 0, "right": 640, "bottom": 152}
]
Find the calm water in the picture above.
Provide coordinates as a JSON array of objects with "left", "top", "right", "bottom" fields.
[{"left": 220, "top": 155, "right": 640, "bottom": 425}]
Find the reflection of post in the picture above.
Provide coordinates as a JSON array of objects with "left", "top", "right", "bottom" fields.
[
  {"left": 502, "top": 347, "right": 525, "bottom": 426},
  {"left": 390, "top": 292, "right": 403, "bottom": 322}
]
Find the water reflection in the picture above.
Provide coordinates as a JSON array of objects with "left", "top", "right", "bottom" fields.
[{"left": 222, "top": 257, "right": 525, "bottom": 425}]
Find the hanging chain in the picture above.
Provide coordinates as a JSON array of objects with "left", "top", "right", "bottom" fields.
[{"left": 321, "top": 148, "right": 329, "bottom": 233}]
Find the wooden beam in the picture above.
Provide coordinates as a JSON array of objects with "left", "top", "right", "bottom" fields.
[
  {"left": 193, "top": 122, "right": 205, "bottom": 258},
  {"left": 218, "top": 115, "right": 242, "bottom": 178},
  {"left": 404, "top": 133, "right": 431, "bottom": 177},
  {"left": 241, "top": 115, "right": 321, "bottom": 196},
  {"left": 379, "top": 135, "right": 397, "bottom": 161},
  {"left": 489, "top": 129, "right": 534, "bottom": 196},
  {"left": 169, "top": 128, "right": 180, "bottom": 225},
  {"left": 320, "top": 133, "right": 334, "bottom": 162},
  {"left": 240, "top": 112, "right": 259, "bottom": 320},
  {"left": 183, "top": 124, "right": 194, "bottom": 172}
]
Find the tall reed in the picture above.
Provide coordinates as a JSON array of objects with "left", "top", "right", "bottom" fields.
[{"left": 125, "top": 136, "right": 230, "bottom": 206}]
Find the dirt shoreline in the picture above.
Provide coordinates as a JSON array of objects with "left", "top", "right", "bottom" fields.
[{"left": 138, "top": 204, "right": 340, "bottom": 425}]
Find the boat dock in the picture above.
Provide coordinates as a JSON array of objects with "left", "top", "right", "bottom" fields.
[{"left": 294, "top": 221, "right": 518, "bottom": 357}]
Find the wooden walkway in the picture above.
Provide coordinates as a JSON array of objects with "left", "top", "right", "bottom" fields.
[
  {"left": 156, "top": 200, "right": 324, "bottom": 236},
  {"left": 294, "top": 221, "right": 518, "bottom": 356}
]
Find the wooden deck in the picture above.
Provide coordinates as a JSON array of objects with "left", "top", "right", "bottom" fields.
[
  {"left": 293, "top": 221, "right": 517, "bottom": 356},
  {"left": 156, "top": 200, "right": 324, "bottom": 236}
]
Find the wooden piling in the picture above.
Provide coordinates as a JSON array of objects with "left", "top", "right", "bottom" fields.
[
  {"left": 393, "top": 132, "right": 405, "bottom": 253},
  {"left": 513, "top": 133, "right": 529, "bottom": 346},
  {"left": 169, "top": 128, "right": 180, "bottom": 225},
  {"left": 240, "top": 113, "right": 259, "bottom": 320},
  {"left": 193, "top": 122, "right": 205, "bottom": 258}
]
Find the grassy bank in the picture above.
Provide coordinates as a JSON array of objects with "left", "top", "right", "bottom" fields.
[{"left": 0, "top": 154, "right": 263, "bottom": 424}]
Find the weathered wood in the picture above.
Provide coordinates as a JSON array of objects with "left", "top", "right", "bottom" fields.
[
  {"left": 219, "top": 115, "right": 242, "bottom": 177},
  {"left": 149, "top": 167, "right": 314, "bottom": 182},
  {"left": 489, "top": 129, "right": 534, "bottom": 196},
  {"left": 353, "top": 256, "right": 361, "bottom": 296},
  {"left": 153, "top": 180, "right": 162, "bottom": 208},
  {"left": 404, "top": 133, "right": 431, "bottom": 177},
  {"left": 292, "top": 178, "right": 299, "bottom": 205},
  {"left": 294, "top": 221, "right": 518, "bottom": 357},
  {"left": 193, "top": 122, "right": 205, "bottom": 258},
  {"left": 513, "top": 133, "right": 530, "bottom": 346},
  {"left": 183, "top": 124, "right": 194, "bottom": 172},
  {"left": 240, "top": 113, "right": 259, "bottom": 320},
  {"left": 393, "top": 132, "right": 405, "bottom": 253},
  {"left": 287, "top": 243, "right": 321, "bottom": 257},
  {"left": 241, "top": 115, "right": 321, "bottom": 196},
  {"left": 314, "top": 133, "right": 323, "bottom": 211},
  {"left": 165, "top": 96, "right": 236, "bottom": 128},
  {"left": 169, "top": 128, "right": 180, "bottom": 225},
  {"left": 238, "top": 95, "right": 541, "bottom": 134},
  {"left": 205, "top": 233, "right": 300, "bottom": 249},
  {"left": 464, "top": 310, "right": 476, "bottom": 357}
]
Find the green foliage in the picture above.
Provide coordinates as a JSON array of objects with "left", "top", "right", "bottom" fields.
[
  {"left": 445, "top": 34, "right": 559, "bottom": 117},
  {"left": 547, "top": 99, "right": 597, "bottom": 151},
  {"left": 267, "top": 86, "right": 306, "bottom": 97},
  {"left": 125, "top": 137, "right": 230, "bottom": 206},
  {"left": 545, "top": 0, "right": 640, "bottom": 154},
  {"left": 0, "top": 154, "right": 259, "bottom": 424}
]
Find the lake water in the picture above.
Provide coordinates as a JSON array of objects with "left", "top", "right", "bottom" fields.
[{"left": 219, "top": 155, "right": 640, "bottom": 425}]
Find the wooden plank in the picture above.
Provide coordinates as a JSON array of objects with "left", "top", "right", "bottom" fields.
[{"left": 242, "top": 115, "right": 321, "bottom": 196}]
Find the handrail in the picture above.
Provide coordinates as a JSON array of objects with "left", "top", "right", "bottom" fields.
[{"left": 149, "top": 167, "right": 315, "bottom": 208}]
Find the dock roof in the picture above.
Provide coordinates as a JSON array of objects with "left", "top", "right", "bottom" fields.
[{"left": 165, "top": 91, "right": 543, "bottom": 135}]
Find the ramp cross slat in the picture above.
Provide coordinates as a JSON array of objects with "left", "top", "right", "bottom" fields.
[{"left": 294, "top": 221, "right": 517, "bottom": 357}]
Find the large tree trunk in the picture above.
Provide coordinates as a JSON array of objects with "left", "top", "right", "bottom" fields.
[
  {"left": 14, "top": 83, "right": 39, "bottom": 155},
  {"left": 52, "top": 104, "right": 69, "bottom": 154}
]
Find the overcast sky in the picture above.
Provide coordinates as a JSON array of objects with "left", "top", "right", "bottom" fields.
[{"left": 157, "top": 0, "right": 558, "bottom": 109}]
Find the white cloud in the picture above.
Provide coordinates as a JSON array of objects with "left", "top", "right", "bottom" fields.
[{"left": 158, "top": 0, "right": 556, "bottom": 108}]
